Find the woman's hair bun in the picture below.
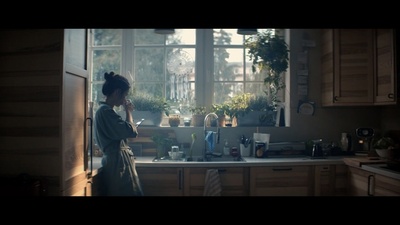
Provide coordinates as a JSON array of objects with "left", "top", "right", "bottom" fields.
[{"left": 104, "top": 71, "right": 116, "bottom": 80}]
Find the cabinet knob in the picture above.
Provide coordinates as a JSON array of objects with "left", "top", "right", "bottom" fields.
[{"left": 333, "top": 96, "right": 339, "bottom": 102}]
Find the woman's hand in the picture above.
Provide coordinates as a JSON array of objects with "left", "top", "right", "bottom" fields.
[{"left": 123, "top": 99, "right": 135, "bottom": 112}]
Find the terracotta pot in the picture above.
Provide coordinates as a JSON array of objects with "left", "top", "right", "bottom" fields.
[{"left": 191, "top": 114, "right": 205, "bottom": 127}]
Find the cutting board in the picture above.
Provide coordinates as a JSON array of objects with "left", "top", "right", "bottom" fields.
[{"left": 343, "top": 157, "right": 387, "bottom": 168}]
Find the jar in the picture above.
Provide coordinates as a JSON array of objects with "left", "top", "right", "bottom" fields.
[
  {"left": 230, "top": 147, "right": 239, "bottom": 157},
  {"left": 255, "top": 141, "right": 266, "bottom": 158}
]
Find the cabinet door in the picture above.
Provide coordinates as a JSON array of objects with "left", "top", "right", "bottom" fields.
[
  {"left": 314, "top": 165, "right": 334, "bottom": 196},
  {"left": 334, "top": 164, "right": 349, "bottom": 196},
  {"left": 324, "top": 29, "right": 375, "bottom": 106},
  {"left": 374, "top": 173, "right": 400, "bottom": 196},
  {"left": 374, "top": 29, "right": 396, "bottom": 105},
  {"left": 321, "top": 29, "right": 396, "bottom": 106},
  {"left": 250, "top": 166, "right": 312, "bottom": 196},
  {"left": 136, "top": 167, "right": 183, "bottom": 196},
  {"left": 314, "top": 164, "right": 348, "bottom": 196},
  {"left": 348, "top": 166, "right": 375, "bottom": 196},
  {"left": 183, "top": 167, "right": 249, "bottom": 196}
]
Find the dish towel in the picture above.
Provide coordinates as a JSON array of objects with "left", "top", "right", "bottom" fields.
[
  {"left": 205, "top": 131, "right": 215, "bottom": 152},
  {"left": 203, "top": 169, "right": 222, "bottom": 196}
]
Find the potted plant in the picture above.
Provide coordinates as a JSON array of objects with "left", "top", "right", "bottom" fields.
[
  {"left": 372, "top": 136, "right": 397, "bottom": 158},
  {"left": 245, "top": 30, "right": 289, "bottom": 109},
  {"left": 210, "top": 103, "right": 229, "bottom": 127},
  {"left": 127, "top": 93, "right": 171, "bottom": 126},
  {"left": 228, "top": 93, "right": 276, "bottom": 127},
  {"left": 168, "top": 114, "right": 181, "bottom": 127},
  {"left": 150, "top": 134, "right": 174, "bottom": 158},
  {"left": 189, "top": 106, "right": 207, "bottom": 127}
]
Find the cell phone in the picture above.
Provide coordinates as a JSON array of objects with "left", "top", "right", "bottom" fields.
[{"left": 135, "top": 118, "right": 145, "bottom": 127}]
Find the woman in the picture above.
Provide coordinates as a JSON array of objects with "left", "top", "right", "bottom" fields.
[{"left": 94, "top": 71, "right": 144, "bottom": 196}]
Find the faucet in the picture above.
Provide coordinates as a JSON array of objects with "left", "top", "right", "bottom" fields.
[{"left": 203, "top": 112, "right": 220, "bottom": 161}]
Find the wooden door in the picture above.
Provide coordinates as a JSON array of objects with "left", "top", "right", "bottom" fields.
[
  {"left": 61, "top": 29, "right": 90, "bottom": 196},
  {"left": 374, "top": 29, "right": 396, "bottom": 105},
  {"left": 333, "top": 29, "right": 375, "bottom": 105},
  {"left": 136, "top": 167, "right": 184, "bottom": 196}
]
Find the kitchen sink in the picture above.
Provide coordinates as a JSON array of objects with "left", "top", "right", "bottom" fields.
[
  {"left": 204, "top": 157, "right": 245, "bottom": 162},
  {"left": 152, "top": 156, "right": 245, "bottom": 162}
]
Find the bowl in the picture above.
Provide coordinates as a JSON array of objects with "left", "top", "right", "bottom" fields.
[{"left": 375, "top": 149, "right": 389, "bottom": 158}]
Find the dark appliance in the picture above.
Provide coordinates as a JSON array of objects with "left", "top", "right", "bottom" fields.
[{"left": 355, "top": 127, "right": 375, "bottom": 154}]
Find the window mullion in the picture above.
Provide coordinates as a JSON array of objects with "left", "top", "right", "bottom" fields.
[{"left": 121, "top": 29, "right": 133, "bottom": 83}]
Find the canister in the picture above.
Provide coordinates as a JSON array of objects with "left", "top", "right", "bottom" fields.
[{"left": 255, "top": 141, "right": 266, "bottom": 158}]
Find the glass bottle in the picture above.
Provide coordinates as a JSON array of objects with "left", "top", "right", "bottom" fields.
[{"left": 340, "top": 133, "right": 349, "bottom": 151}]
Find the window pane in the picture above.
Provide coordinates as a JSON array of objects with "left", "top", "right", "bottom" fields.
[
  {"left": 167, "top": 29, "right": 196, "bottom": 45},
  {"left": 92, "top": 50, "right": 121, "bottom": 82},
  {"left": 93, "top": 29, "right": 122, "bottom": 46},
  {"left": 91, "top": 49, "right": 121, "bottom": 108},
  {"left": 134, "top": 48, "right": 164, "bottom": 82},
  {"left": 214, "top": 48, "right": 244, "bottom": 81},
  {"left": 214, "top": 82, "right": 244, "bottom": 104},
  {"left": 213, "top": 29, "right": 244, "bottom": 45},
  {"left": 134, "top": 29, "right": 165, "bottom": 45}
]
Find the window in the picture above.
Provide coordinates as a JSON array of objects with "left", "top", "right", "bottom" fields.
[{"left": 88, "top": 29, "right": 289, "bottom": 126}]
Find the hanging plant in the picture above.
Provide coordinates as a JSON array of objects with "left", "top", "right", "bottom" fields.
[{"left": 245, "top": 30, "right": 289, "bottom": 106}]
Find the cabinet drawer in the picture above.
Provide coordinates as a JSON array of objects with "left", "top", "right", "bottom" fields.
[
  {"left": 183, "top": 167, "right": 249, "bottom": 196},
  {"left": 250, "top": 166, "right": 312, "bottom": 196}
]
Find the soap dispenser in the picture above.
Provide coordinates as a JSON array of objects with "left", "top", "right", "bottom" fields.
[{"left": 223, "top": 140, "right": 230, "bottom": 156}]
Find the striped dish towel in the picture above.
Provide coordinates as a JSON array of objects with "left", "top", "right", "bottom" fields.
[{"left": 203, "top": 169, "right": 222, "bottom": 196}]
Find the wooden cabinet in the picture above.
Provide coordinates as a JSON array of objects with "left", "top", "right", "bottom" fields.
[
  {"left": 348, "top": 166, "right": 375, "bottom": 196},
  {"left": 375, "top": 29, "right": 397, "bottom": 105},
  {"left": 183, "top": 167, "right": 249, "bottom": 196},
  {"left": 374, "top": 173, "right": 400, "bottom": 196},
  {"left": 348, "top": 166, "right": 400, "bottom": 196},
  {"left": 314, "top": 164, "right": 348, "bottom": 196},
  {"left": 136, "top": 167, "right": 184, "bottom": 196},
  {"left": 249, "top": 165, "right": 313, "bottom": 196},
  {"left": 321, "top": 29, "right": 396, "bottom": 106},
  {"left": 0, "top": 29, "right": 90, "bottom": 196}
]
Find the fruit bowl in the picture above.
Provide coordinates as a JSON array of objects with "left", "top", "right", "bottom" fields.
[
  {"left": 375, "top": 147, "right": 400, "bottom": 159},
  {"left": 375, "top": 149, "right": 389, "bottom": 158}
]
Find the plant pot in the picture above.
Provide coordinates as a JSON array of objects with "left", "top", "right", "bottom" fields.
[
  {"left": 168, "top": 115, "right": 180, "bottom": 127},
  {"left": 236, "top": 111, "right": 277, "bottom": 127},
  {"left": 191, "top": 114, "right": 205, "bottom": 127}
]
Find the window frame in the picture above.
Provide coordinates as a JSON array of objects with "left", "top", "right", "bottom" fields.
[{"left": 88, "top": 29, "right": 290, "bottom": 127}]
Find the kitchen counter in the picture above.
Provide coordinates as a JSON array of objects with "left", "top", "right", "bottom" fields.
[
  {"left": 90, "top": 156, "right": 350, "bottom": 170},
  {"left": 361, "top": 163, "right": 400, "bottom": 180},
  {"left": 90, "top": 155, "right": 400, "bottom": 180}
]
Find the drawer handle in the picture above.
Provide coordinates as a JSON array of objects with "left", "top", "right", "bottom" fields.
[{"left": 272, "top": 168, "right": 293, "bottom": 171}]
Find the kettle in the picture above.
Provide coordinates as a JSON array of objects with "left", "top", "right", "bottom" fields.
[{"left": 312, "top": 143, "right": 323, "bottom": 157}]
